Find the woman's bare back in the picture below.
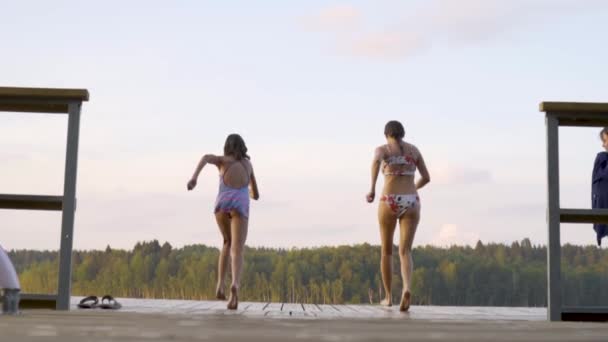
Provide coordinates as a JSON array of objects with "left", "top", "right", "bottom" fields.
[{"left": 220, "top": 157, "right": 252, "bottom": 188}]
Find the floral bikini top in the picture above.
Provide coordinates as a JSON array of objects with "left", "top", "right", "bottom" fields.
[{"left": 382, "top": 144, "right": 417, "bottom": 176}]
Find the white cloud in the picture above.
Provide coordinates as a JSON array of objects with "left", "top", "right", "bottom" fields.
[
  {"left": 431, "top": 163, "right": 492, "bottom": 185},
  {"left": 430, "top": 223, "right": 480, "bottom": 247},
  {"left": 306, "top": 0, "right": 608, "bottom": 60},
  {"left": 341, "top": 31, "right": 428, "bottom": 61},
  {"left": 301, "top": 5, "right": 362, "bottom": 32}
]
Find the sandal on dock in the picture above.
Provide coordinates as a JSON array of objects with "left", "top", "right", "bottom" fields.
[
  {"left": 99, "top": 295, "right": 122, "bottom": 310},
  {"left": 77, "top": 296, "right": 99, "bottom": 309}
]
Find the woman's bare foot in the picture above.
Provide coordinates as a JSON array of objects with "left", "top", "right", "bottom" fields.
[
  {"left": 227, "top": 285, "right": 238, "bottom": 310},
  {"left": 216, "top": 285, "right": 226, "bottom": 300},
  {"left": 400, "top": 291, "right": 411, "bottom": 312},
  {"left": 380, "top": 297, "right": 392, "bottom": 307}
]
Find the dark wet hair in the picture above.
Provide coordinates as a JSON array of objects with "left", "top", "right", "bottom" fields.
[
  {"left": 600, "top": 127, "right": 608, "bottom": 140},
  {"left": 223, "top": 134, "right": 250, "bottom": 160},
  {"left": 384, "top": 120, "right": 405, "bottom": 154}
]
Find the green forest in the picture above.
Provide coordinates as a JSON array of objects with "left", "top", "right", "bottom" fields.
[{"left": 8, "top": 239, "right": 608, "bottom": 307}]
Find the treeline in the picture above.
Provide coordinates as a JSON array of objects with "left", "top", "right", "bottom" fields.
[{"left": 8, "top": 239, "right": 608, "bottom": 306}]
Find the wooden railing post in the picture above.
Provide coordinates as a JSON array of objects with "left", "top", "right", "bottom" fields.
[{"left": 545, "top": 113, "right": 561, "bottom": 321}]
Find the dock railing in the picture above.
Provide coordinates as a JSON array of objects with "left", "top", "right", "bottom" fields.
[
  {"left": 0, "top": 87, "right": 88, "bottom": 310},
  {"left": 540, "top": 101, "right": 608, "bottom": 321}
]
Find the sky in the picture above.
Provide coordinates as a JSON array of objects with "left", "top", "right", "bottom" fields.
[{"left": 1, "top": 0, "right": 608, "bottom": 251}]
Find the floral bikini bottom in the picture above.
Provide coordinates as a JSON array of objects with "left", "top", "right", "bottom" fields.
[{"left": 380, "top": 194, "right": 419, "bottom": 217}]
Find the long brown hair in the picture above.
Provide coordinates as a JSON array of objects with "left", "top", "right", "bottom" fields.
[
  {"left": 384, "top": 120, "right": 405, "bottom": 154},
  {"left": 223, "top": 134, "right": 250, "bottom": 160}
]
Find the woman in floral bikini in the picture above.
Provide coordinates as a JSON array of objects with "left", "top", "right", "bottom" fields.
[
  {"left": 366, "top": 121, "right": 430, "bottom": 311},
  {"left": 187, "top": 134, "right": 260, "bottom": 310}
]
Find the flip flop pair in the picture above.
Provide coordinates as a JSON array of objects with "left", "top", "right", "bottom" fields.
[{"left": 77, "top": 295, "right": 122, "bottom": 310}]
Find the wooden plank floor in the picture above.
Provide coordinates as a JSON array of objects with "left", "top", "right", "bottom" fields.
[
  {"left": 3, "top": 309, "right": 608, "bottom": 342},
  {"left": 69, "top": 297, "right": 547, "bottom": 321}
]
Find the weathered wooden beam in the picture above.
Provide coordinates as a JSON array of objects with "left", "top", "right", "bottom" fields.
[
  {"left": 540, "top": 101, "right": 608, "bottom": 113},
  {"left": 56, "top": 102, "right": 82, "bottom": 311},
  {"left": 0, "top": 87, "right": 89, "bottom": 101},
  {"left": 560, "top": 208, "right": 608, "bottom": 224},
  {"left": 0, "top": 102, "right": 69, "bottom": 113},
  {"left": 17, "top": 294, "right": 57, "bottom": 310},
  {"left": 0, "top": 87, "right": 88, "bottom": 113},
  {"left": 546, "top": 114, "right": 561, "bottom": 322},
  {"left": 562, "top": 306, "right": 608, "bottom": 322},
  {"left": 0, "top": 194, "right": 63, "bottom": 211}
]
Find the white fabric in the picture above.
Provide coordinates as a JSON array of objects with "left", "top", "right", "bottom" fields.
[{"left": 0, "top": 245, "right": 20, "bottom": 289}]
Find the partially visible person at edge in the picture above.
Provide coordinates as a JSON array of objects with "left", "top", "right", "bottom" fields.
[
  {"left": 592, "top": 127, "right": 608, "bottom": 246},
  {"left": 367, "top": 120, "right": 430, "bottom": 312},
  {"left": 187, "top": 134, "right": 260, "bottom": 310}
]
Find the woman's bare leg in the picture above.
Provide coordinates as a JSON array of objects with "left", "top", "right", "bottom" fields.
[
  {"left": 378, "top": 202, "right": 397, "bottom": 306},
  {"left": 227, "top": 210, "right": 249, "bottom": 310},
  {"left": 215, "top": 212, "right": 232, "bottom": 300},
  {"left": 398, "top": 203, "right": 420, "bottom": 312}
]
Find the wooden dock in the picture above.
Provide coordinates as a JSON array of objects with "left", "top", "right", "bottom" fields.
[
  {"left": 84, "top": 297, "right": 546, "bottom": 321},
  {"left": 2, "top": 297, "right": 608, "bottom": 341}
]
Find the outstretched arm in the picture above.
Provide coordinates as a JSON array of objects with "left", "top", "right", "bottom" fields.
[
  {"left": 367, "top": 147, "right": 383, "bottom": 203},
  {"left": 249, "top": 168, "right": 260, "bottom": 200},
  {"left": 187, "top": 154, "right": 221, "bottom": 190},
  {"left": 416, "top": 153, "right": 430, "bottom": 190}
]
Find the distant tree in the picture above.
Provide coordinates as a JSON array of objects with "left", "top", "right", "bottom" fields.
[{"left": 9, "top": 239, "right": 608, "bottom": 307}]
